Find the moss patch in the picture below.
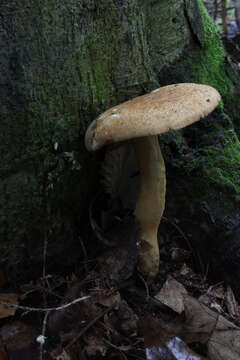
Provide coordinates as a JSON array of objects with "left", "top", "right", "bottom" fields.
[
  {"left": 203, "top": 129, "right": 240, "bottom": 195},
  {"left": 190, "top": 1, "right": 232, "bottom": 97}
]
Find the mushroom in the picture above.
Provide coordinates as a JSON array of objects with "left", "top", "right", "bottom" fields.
[{"left": 85, "top": 83, "right": 221, "bottom": 278}]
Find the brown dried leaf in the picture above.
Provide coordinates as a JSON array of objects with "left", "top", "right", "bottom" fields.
[
  {"left": 208, "top": 326, "right": 240, "bottom": 359},
  {"left": 183, "top": 299, "right": 212, "bottom": 344},
  {"left": 0, "top": 321, "right": 38, "bottom": 359},
  {"left": 225, "top": 286, "right": 240, "bottom": 318},
  {"left": 141, "top": 315, "right": 208, "bottom": 360},
  {"left": 55, "top": 349, "right": 71, "bottom": 360},
  {"left": 179, "top": 263, "right": 195, "bottom": 276},
  {"left": 170, "top": 248, "right": 191, "bottom": 262},
  {"left": 0, "top": 293, "right": 18, "bottom": 318},
  {"left": 146, "top": 338, "right": 208, "bottom": 360},
  {"left": 107, "top": 300, "right": 138, "bottom": 337},
  {"left": 181, "top": 295, "right": 240, "bottom": 359},
  {"left": 0, "top": 321, "right": 38, "bottom": 351},
  {"left": 84, "top": 333, "right": 107, "bottom": 357},
  {"left": 97, "top": 291, "right": 121, "bottom": 308},
  {"left": 207, "top": 284, "right": 225, "bottom": 299},
  {"left": 183, "top": 295, "right": 237, "bottom": 344},
  {"left": 97, "top": 216, "right": 139, "bottom": 282},
  {"left": 0, "top": 348, "right": 8, "bottom": 360},
  {"left": 144, "top": 295, "right": 240, "bottom": 360},
  {"left": 154, "top": 276, "right": 188, "bottom": 314}
]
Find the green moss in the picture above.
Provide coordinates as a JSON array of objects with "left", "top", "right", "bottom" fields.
[
  {"left": 186, "top": 0, "right": 232, "bottom": 97},
  {"left": 162, "top": 1, "right": 240, "bottom": 206},
  {"left": 202, "top": 130, "right": 240, "bottom": 194},
  {"left": 177, "top": 113, "right": 240, "bottom": 196},
  {"left": 161, "top": 129, "right": 189, "bottom": 164},
  {"left": 76, "top": 31, "right": 116, "bottom": 111}
]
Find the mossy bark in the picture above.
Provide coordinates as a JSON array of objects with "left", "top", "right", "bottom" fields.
[{"left": 1, "top": 0, "right": 240, "bottom": 278}]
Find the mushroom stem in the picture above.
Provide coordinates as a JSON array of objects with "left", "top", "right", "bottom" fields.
[{"left": 134, "top": 135, "right": 166, "bottom": 278}]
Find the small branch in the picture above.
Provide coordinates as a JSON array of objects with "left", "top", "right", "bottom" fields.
[
  {"left": 43, "top": 230, "right": 48, "bottom": 280},
  {"left": 39, "top": 311, "right": 50, "bottom": 360},
  {"left": 0, "top": 295, "right": 90, "bottom": 313},
  {"left": 65, "top": 304, "right": 115, "bottom": 350},
  {"left": 137, "top": 272, "right": 150, "bottom": 301}
]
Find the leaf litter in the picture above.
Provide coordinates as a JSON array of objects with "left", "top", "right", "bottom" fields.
[{"left": 1, "top": 152, "right": 240, "bottom": 360}]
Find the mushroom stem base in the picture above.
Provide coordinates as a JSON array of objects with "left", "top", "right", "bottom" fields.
[{"left": 134, "top": 135, "right": 166, "bottom": 278}]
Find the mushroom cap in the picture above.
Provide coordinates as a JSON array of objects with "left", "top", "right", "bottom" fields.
[{"left": 85, "top": 83, "right": 221, "bottom": 151}]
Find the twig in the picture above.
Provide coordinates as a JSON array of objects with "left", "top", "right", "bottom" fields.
[
  {"left": 39, "top": 311, "right": 50, "bottom": 360},
  {"left": 65, "top": 304, "right": 115, "bottom": 350},
  {"left": 103, "top": 339, "right": 129, "bottom": 359},
  {"left": 162, "top": 216, "right": 205, "bottom": 274},
  {"left": 162, "top": 216, "right": 190, "bottom": 244},
  {"left": 137, "top": 272, "right": 150, "bottom": 301},
  {"left": 0, "top": 295, "right": 90, "bottom": 313},
  {"left": 42, "top": 230, "right": 49, "bottom": 308},
  {"left": 79, "top": 236, "right": 89, "bottom": 274},
  {"left": 36, "top": 284, "right": 64, "bottom": 300},
  {"left": 43, "top": 230, "right": 48, "bottom": 280}
]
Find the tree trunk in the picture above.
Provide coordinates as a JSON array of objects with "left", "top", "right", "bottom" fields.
[
  {"left": 214, "top": 0, "right": 219, "bottom": 21},
  {"left": 233, "top": 0, "right": 240, "bottom": 31},
  {"left": 1, "top": 0, "right": 240, "bottom": 282},
  {"left": 221, "top": 0, "right": 228, "bottom": 36}
]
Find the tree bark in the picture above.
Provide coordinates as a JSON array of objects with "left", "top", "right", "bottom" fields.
[
  {"left": 221, "top": 0, "right": 228, "bottom": 36},
  {"left": 1, "top": 0, "right": 240, "bottom": 280},
  {"left": 233, "top": 0, "right": 240, "bottom": 31},
  {"left": 214, "top": 0, "right": 219, "bottom": 21}
]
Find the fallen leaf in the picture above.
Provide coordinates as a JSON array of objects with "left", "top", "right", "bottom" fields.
[
  {"left": 225, "top": 286, "right": 240, "bottom": 318},
  {"left": 198, "top": 293, "right": 224, "bottom": 314},
  {"left": 0, "top": 293, "right": 18, "bottom": 318},
  {"left": 183, "top": 295, "right": 237, "bottom": 344},
  {"left": 207, "top": 306, "right": 240, "bottom": 359},
  {"left": 208, "top": 328, "right": 240, "bottom": 360},
  {"left": 141, "top": 315, "right": 208, "bottom": 360},
  {"left": 55, "top": 349, "right": 71, "bottom": 360},
  {"left": 146, "top": 336, "right": 208, "bottom": 360},
  {"left": 97, "top": 216, "right": 139, "bottom": 282},
  {"left": 96, "top": 291, "right": 121, "bottom": 308},
  {"left": 84, "top": 333, "right": 107, "bottom": 357},
  {"left": 0, "top": 348, "right": 8, "bottom": 360},
  {"left": 170, "top": 248, "right": 191, "bottom": 262},
  {"left": 209, "top": 302, "right": 223, "bottom": 313},
  {"left": 181, "top": 295, "right": 240, "bottom": 360},
  {"left": 179, "top": 264, "right": 194, "bottom": 276},
  {"left": 107, "top": 300, "right": 138, "bottom": 336},
  {"left": 154, "top": 276, "right": 188, "bottom": 313},
  {"left": 207, "top": 284, "right": 225, "bottom": 299},
  {"left": 184, "top": 295, "right": 218, "bottom": 336},
  {"left": 0, "top": 321, "right": 38, "bottom": 359},
  {"left": 146, "top": 345, "right": 176, "bottom": 360}
]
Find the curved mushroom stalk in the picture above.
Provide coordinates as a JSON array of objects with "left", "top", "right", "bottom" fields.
[{"left": 134, "top": 135, "right": 166, "bottom": 278}]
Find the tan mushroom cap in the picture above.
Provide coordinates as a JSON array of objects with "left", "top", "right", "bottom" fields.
[{"left": 85, "top": 83, "right": 221, "bottom": 151}]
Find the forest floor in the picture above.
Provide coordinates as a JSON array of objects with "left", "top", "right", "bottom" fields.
[{"left": 0, "top": 214, "right": 240, "bottom": 360}]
